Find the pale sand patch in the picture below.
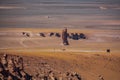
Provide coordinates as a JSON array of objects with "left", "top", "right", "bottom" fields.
[
  {"left": 0, "top": 6, "right": 26, "bottom": 9},
  {"left": 0, "top": 28, "right": 120, "bottom": 52}
]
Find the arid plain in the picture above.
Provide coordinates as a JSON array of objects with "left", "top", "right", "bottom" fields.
[{"left": 0, "top": 28, "right": 120, "bottom": 80}]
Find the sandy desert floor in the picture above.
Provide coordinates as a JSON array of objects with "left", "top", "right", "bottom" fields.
[
  {"left": 0, "top": 28, "right": 120, "bottom": 52},
  {"left": 0, "top": 28, "right": 120, "bottom": 80}
]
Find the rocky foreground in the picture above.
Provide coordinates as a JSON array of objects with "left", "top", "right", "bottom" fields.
[
  {"left": 0, "top": 52, "right": 120, "bottom": 80},
  {"left": 0, "top": 53, "right": 82, "bottom": 80}
]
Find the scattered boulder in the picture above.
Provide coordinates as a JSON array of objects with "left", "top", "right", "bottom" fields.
[
  {"left": 66, "top": 72, "right": 82, "bottom": 80},
  {"left": 26, "top": 33, "right": 30, "bottom": 37},
  {"left": 22, "top": 31, "right": 87, "bottom": 41},
  {"left": 22, "top": 32, "right": 30, "bottom": 37},
  {"left": 106, "top": 49, "right": 110, "bottom": 53},
  {"left": 40, "top": 33, "right": 45, "bottom": 37},
  {"left": 98, "top": 75, "right": 104, "bottom": 80},
  {"left": 70, "top": 33, "right": 74, "bottom": 39},
  {"left": 73, "top": 33, "right": 79, "bottom": 40},
  {"left": 79, "top": 33, "right": 86, "bottom": 39},
  {"left": 22, "top": 32, "right": 26, "bottom": 35},
  {"left": 48, "top": 32, "right": 61, "bottom": 37},
  {"left": 48, "top": 71, "right": 55, "bottom": 80},
  {"left": 48, "top": 32, "right": 54, "bottom": 37},
  {"left": 68, "top": 33, "right": 79, "bottom": 40},
  {"left": 1, "top": 54, "right": 8, "bottom": 70},
  {"left": 68, "top": 33, "right": 86, "bottom": 40},
  {"left": 55, "top": 33, "right": 61, "bottom": 37}
]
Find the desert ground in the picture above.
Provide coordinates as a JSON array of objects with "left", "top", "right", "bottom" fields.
[{"left": 0, "top": 28, "right": 120, "bottom": 80}]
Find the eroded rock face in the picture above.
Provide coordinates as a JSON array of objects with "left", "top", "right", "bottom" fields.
[
  {"left": 0, "top": 54, "right": 32, "bottom": 80},
  {"left": 0, "top": 54, "right": 82, "bottom": 80}
]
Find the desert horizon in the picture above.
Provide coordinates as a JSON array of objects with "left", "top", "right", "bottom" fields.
[{"left": 0, "top": 0, "right": 120, "bottom": 80}]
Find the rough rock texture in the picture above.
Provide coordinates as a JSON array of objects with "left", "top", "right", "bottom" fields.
[{"left": 0, "top": 54, "right": 81, "bottom": 80}]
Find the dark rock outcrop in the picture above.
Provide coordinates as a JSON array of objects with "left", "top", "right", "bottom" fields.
[{"left": 0, "top": 54, "right": 82, "bottom": 80}]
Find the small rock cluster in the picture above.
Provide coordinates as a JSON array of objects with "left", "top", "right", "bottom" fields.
[
  {"left": 68, "top": 33, "right": 86, "bottom": 40},
  {"left": 22, "top": 32, "right": 86, "bottom": 40},
  {"left": 32, "top": 70, "right": 81, "bottom": 80},
  {"left": 39, "top": 32, "right": 61, "bottom": 37},
  {"left": 0, "top": 54, "right": 82, "bottom": 80},
  {"left": 22, "top": 32, "right": 30, "bottom": 37}
]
